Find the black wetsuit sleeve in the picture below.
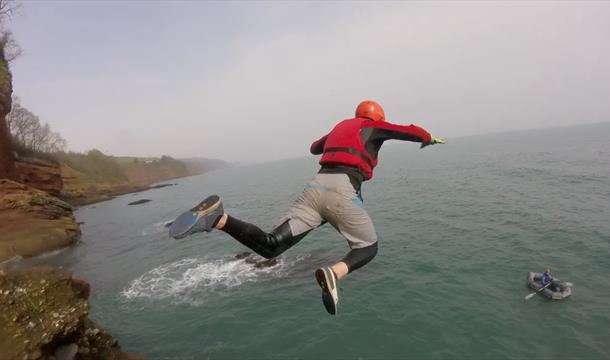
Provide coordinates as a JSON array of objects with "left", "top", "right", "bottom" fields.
[
  {"left": 342, "top": 242, "right": 378, "bottom": 273},
  {"left": 359, "top": 121, "right": 433, "bottom": 160},
  {"left": 221, "top": 216, "right": 311, "bottom": 259},
  {"left": 362, "top": 121, "right": 432, "bottom": 144},
  {"left": 310, "top": 134, "right": 328, "bottom": 155}
]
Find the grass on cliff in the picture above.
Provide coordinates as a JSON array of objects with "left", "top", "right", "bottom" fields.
[
  {"left": 119, "top": 155, "right": 189, "bottom": 184},
  {"left": 55, "top": 150, "right": 128, "bottom": 183},
  {"left": 56, "top": 151, "right": 190, "bottom": 185},
  {"left": 57, "top": 151, "right": 193, "bottom": 202}
]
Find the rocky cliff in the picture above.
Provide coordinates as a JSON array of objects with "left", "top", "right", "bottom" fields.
[
  {"left": 0, "top": 267, "right": 147, "bottom": 360},
  {"left": 15, "top": 158, "right": 63, "bottom": 197},
  {"left": 0, "top": 39, "right": 18, "bottom": 181},
  {"left": 0, "top": 180, "right": 80, "bottom": 262}
]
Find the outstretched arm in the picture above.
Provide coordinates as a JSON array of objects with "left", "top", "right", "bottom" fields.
[
  {"left": 362, "top": 121, "right": 433, "bottom": 145},
  {"left": 310, "top": 134, "right": 328, "bottom": 155}
]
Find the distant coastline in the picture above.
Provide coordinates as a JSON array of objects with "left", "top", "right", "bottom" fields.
[
  {"left": 58, "top": 153, "right": 227, "bottom": 207},
  {"left": 63, "top": 170, "right": 211, "bottom": 208}
]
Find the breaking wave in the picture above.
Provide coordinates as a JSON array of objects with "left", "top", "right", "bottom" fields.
[{"left": 121, "top": 254, "right": 307, "bottom": 305}]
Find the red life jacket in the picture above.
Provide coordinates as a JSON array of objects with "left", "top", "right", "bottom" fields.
[{"left": 320, "top": 118, "right": 377, "bottom": 179}]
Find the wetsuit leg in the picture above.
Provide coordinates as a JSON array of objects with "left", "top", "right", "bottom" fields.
[
  {"left": 342, "top": 242, "right": 378, "bottom": 273},
  {"left": 221, "top": 216, "right": 312, "bottom": 259}
]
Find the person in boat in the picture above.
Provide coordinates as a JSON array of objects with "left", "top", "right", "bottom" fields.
[
  {"left": 540, "top": 267, "right": 560, "bottom": 292},
  {"left": 172, "top": 100, "right": 445, "bottom": 315}
]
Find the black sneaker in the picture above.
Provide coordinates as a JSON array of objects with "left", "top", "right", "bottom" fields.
[{"left": 315, "top": 267, "right": 339, "bottom": 315}]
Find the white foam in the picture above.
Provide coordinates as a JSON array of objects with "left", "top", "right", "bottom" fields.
[
  {"left": 33, "top": 246, "right": 70, "bottom": 259},
  {"left": 0, "top": 255, "right": 23, "bottom": 266},
  {"left": 0, "top": 246, "right": 71, "bottom": 267},
  {"left": 141, "top": 219, "right": 174, "bottom": 236},
  {"left": 121, "top": 254, "right": 307, "bottom": 305}
]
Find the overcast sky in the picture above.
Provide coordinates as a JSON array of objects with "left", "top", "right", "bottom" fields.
[{"left": 9, "top": 1, "right": 610, "bottom": 162}]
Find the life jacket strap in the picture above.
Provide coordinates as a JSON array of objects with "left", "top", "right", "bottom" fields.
[{"left": 323, "top": 147, "right": 375, "bottom": 168}]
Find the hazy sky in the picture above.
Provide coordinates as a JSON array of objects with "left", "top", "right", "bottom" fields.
[{"left": 9, "top": 1, "right": 610, "bottom": 162}]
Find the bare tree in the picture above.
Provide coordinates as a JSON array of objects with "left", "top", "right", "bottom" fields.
[
  {"left": 8, "top": 97, "right": 67, "bottom": 153},
  {"left": 0, "top": 0, "right": 20, "bottom": 18},
  {"left": 0, "top": 0, "right": 21, "bottom": 62},
  {"left": 0, "top": 31, "right": 21, "bottom": 62}
]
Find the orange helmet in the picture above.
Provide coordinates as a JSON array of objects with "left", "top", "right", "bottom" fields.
[{"left": 355, "top": 100, "right": 385, "bottom": 122}]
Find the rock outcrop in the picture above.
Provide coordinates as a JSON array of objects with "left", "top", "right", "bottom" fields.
[
  {"left": 234, "top": 252, "right": 279, "bottom": 268},
  {"left": 127, "top": 199, "right": 151, "bottom": 206},
  {"left": 0, "top": 267, "right": 147, "bottom": 360},
  {"left": 147, "top": 183, "right": 175, "bottom": 190},
  {"left": 15, "top": 158, "right": 63, "bottom": 197},
  {"left": 0, "top": 180, "right": 80, "bottom": 262}
]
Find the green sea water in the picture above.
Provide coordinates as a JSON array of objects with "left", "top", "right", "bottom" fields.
[{"left": 10, "top": 123, "right": 610, "bottom": 359}]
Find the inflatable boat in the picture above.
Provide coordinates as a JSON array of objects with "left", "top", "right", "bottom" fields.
[{"left": 527, "top": 272, "right": 572, "bottom": 300}]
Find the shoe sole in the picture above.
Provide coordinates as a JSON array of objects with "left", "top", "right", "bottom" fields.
[
  {"left": 170, "top": 195, "right": 221, "bottom": 239},
  {"left": 190, "top": 195, "right": 221, "bottom": 215},
  {"left": 315, "top": 268, "right": 332, "bottom": 292},
  {"left": 315, "top": 267, "right": 337, "bottom": 315}
]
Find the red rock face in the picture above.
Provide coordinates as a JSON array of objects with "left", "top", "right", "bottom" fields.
[
  {"left": 0, "top": 179, "right": 80, "bottom": 262},
  {"left": 0, "top": 118, "right": 17, "bottom": 181},
  {"left": 15, "top": 158, "right": 63, "bottom": 197},
  {"left": 0, "top": 56, "right": 18, "bottom": 182}
]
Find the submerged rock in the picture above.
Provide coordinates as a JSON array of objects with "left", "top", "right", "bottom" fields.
[
  {"left": 234, "top": 251, "right": 252, "bottom": 260},
  {"left": 148, "top": 183, "right": 175, "bottom": 190},
  {"left": 127, "top": 199, "right": 151, "bottom": 206},
  {"left": 234, "top": 252, "right": 278, "bottom": 268},
  {"left": 253, "top": 258, "right": 278, "bottom": 268},
  {"left": 0, "top": 267, "right": 147, "bottom": 360}
]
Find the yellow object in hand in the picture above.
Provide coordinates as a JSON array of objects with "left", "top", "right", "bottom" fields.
[{"left": 431, "top": 136, "right": 445, "bottom": 145}]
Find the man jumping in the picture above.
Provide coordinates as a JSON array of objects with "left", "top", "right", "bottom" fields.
[{"left": 169, "top": 100, "right": 445, "bottom": 315}]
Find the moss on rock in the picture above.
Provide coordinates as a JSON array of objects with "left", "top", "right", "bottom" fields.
[{"left": 0, "top": 267, "right": 147, "bottom": 360}]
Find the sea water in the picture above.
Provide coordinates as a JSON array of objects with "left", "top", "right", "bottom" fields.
[{"left": 10, "top": 123, "right": 610, "bottom": 359}]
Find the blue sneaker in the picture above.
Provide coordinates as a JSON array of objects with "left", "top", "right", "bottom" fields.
[{"left": 169, "top": 195, "right": 224, "bottom": 239}]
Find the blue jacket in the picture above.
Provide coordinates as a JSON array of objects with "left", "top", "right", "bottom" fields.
[{"left": 540, "top": 273, "right": 553, "bottom": 286}]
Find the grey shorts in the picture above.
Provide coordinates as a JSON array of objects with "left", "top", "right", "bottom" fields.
[{"left": 280, "top": 173, "right": 378, "bottom": 249}]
